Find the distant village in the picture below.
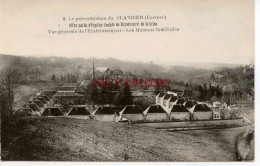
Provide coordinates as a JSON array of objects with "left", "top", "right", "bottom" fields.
[{"left": 15, "top": 61, "right": 243, "bottom": 123}]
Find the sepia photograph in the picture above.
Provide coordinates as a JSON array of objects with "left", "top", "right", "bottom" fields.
[{"left": 0, "top": 0, "right": 255, "bottom": 163}]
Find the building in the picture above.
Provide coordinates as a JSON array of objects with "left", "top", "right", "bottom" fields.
[
  {"left": 155, "top": 92, "right": 165, "bottom": 105},
  {"left": 92, "top": 106, "right": 117, "bottom": 122},
  {"left": 31, "top": 100, "right": 44, "bottom": 108},
  {"left": 53, "top": 91, "right": 85, "bottom": 105},
  {"left": 23, "top": 103, "right": 40, "bottom": 112},
  {"left": 66, "top": 106, "right": 91, "bottom": 118},
  {"left": 183, "top": 100, "right": 197, "bottom": 111},
  {"left": 169, "top": 104, "right": 190, "bottom": 121},
  {"left": 162, "top": 94, "right": 172, "bottom": 107},
  {"left": 119, "top": 105, "right": 144, "bottom": 122},
  {"left": 166, "top": 96, "right": 178, "bottom": 110},
  {"left": 96, "top": 67, "right": 110, "bottom": 73},
  {"left": 173, "top": 98, "right": 186, "bottom": 105},
  {"left": 143, "top": 105, "right": 168, "bottom": 121},
  {"left": 41, "top": 107, "right": 63, "bottom": 116},
  {"left": 189, "top": 104, "right": 213, "bottom": 120},
  {"left": 131, "top": 90, "right": 156, "bottom": 102}
]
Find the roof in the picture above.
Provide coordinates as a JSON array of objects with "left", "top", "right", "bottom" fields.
[
  {"left": 42, "top": 107, "right": 63, "bottom": 116},
  {"left": 62, "top": 83, "right": 78, "bottom": 87},
  {"left": 41, "top": 95, "right": 50, "bottom": 101},
  {"left": 163, "top": 94, "right": 172, "bottom": 100},
  {"left": 121, "top": 105, "right": 143, "bottom": 114},
  {"left": 94, "top": 106, "right": 115, "bottom": 115},
  {"left": 158, "top": 92, "right": 165, "bottom": 97},
  {"left": 176, "top": 98, "right": 185, "bottom": 104},
  {"left": 76, "top": 85, "right": 85, "bottom": 93},
  {"left": 189, "top": 104, "right": 212, "bottom": 113},
  {"left": 131, "top": 91, "right": 155, "bottom": 97},
  {"left": 37, "top": 97, "right": 47, "bottom": 104},
  {"left": 170, "top": 104, "right": 189, "bottom": 113},
  {"left": 169, "top": 96, "right": 178, "bottom": 102},
  {"left": 15, "top": 108, "right": 33, "bottom": 115},
  {"left": 184, "top": 100, "right": 197, "bottom": 108},
  {"left": 23, "top": 103, "right": 40, "bottom": 111},
  {"left": 112, "top": 69, "right": 124, "bottom": 75},
  {"left": 96, "top": 67, "right": 110, "bottom": 73},
  {"left": 58, "top": 87, "right": 76, "bottom": 91},
  {"left": 67, "top": 107, "right": 90, "bottom": 115},
  {"left": 145, "top": 105, "right": 166, "bottom": 114},
  {"left": 53, "top": 91, "right": 84, "bottom": 97},
  {"left": 33, "top": 100, "right": 44, "bottom": 107}
]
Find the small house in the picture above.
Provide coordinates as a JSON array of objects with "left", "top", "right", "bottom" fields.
[
  {"left": 41, "top": 107, "right": 63, "bottom": 116},
  {"left": 33, "top": 100, "right": 44, "bottom": 108},
  {"left": 92, "top": 106, "right": 117, "bottom": 122},
  {"left": 189, "top": 104, "right": 213, "bottom": 120},
  {"left": 143, "top": 105, "right": 168, "bottom": 121},
  {"left": 23, "top": 103, "right": 40, "bottom": 112},
  {"left": 169, "top": 104, "right": 190, "bottom": 121},
  {"left": 155, "top": 92, "right": 165, "bottom": 105},
  {"left": 119, "top": 105, "right": 144, "bottom": 122},
  {"left": 166, "top": 96, "right": 178, "bottom": 109},
  {"left": 66, "top": 106, "right": 91, "bottom": 119},
  {"left": 183, "top": 100, "right": 197, "bottom": 111}
]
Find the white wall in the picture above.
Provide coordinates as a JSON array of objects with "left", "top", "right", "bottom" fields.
[
  {"left": 170, "top": 112, "right": 190, "bottom": 121},
  {"left": 193, "top": 112, "right": 213, "bottom": 120},
  {"left": 122, "top": 114, "right": 144, "bottom": 122},
  {"left": 145, "top": 113, "right": 168, "bottom": 122},
  {"left": 94, "top": 115, "right": 116, "bottom": 122},
  {"left": 67, "top": 115, "right": 90, "bottom": 119}
]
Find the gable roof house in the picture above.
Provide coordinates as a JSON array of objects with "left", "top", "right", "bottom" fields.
[
  {"left": 53, "top": 91, "right": 85, "bottom": 105},
  {"left": 183, "top": 100, "right": 198, "bottom": 111},
  {"left": 156, "top": 92, "right": 165, "bottom": 105},
  {"left": 169, "top": 104, "right": 190, "bottom": 121},
  {"left": 23, "top": 103, "right": 40, "bottom": 112},
  {"left": 143, "top": 105, "right": 168, "bottom": 122},
  {"left": 41, "top": 107, "right": 63, "bottom": 116},
  {"left": 15, "top": 108, "right": 35, "bottom": 116},
  {"left": 96, "top": 67, "right": 110, "bottom": 73},
  {"left": 119, "top": 105, "right": 144, "bottom": 122},
  {"left": 66, "top": 106, "right": 91, "bottom": 119},
  {"left": 167, "top": 96, "right": 178, "bottom": 108},
  {"left": 189, "top": 104, "right": 213, "bottom": 120},
  {"left": 92, "top": 106, "right": 117, "bottom": 122},
  {"left": 32, "top": 100, "right": 44, "bottom": 108}
]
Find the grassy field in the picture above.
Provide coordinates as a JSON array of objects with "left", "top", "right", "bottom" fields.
[{"left": 1, "top": 117, "right": 254, "bottom": 161}]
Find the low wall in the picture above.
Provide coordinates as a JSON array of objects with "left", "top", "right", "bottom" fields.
[
  {"left": 193, "top": 112, "right": 213, "bottom": 120},
  {"left": 145, "top": 113, "right": 168, "bottom": 122},
  {"left": 122, "top": 114, "right": 144, "bottom": 122},
  {"left": 67, "top": 115, "right": 90, "bottom": 120},
  {"left": 170, "top": 112, "right": 190, "bottom": 121},
  {"left": 94, "top": 114, "right": 116, "bottom": 122},
  {"left": 134, "top": 117, "right": 251, "bottom": 129}
]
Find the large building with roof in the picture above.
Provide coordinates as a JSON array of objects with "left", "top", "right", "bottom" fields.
[
  {"left": 92, "top": 106, "right": 117, "bottom": 122},
  {"left": 189, "top": 104, "right": 213, "bottom": 120},
  {"left": 169, "top": 104, "right": 190, "bottom": 121},
  {"left": 119, "top": 105, "right": 144, "bottom": 122},
  {"left": 53, "top": 91, "right": 85, "bottom": 105},
  {"left": 143, "top": 105, "right": 168, "bottom": 121}
]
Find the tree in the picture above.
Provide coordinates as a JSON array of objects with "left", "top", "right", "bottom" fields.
[
  {"left": 114, "top": 87, "right": 124, "bottom": 107},
  {"left": 0, "top": 67, "right": 21, "bottom": 118},
  {"left": 51, "top": 74, "right": 56, "bottom": 81},
  {"left": 122, "top": 83, "right": 133, "bottom": 105}
]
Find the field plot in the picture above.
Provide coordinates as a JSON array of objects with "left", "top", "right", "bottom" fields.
[{"left": 1, "top": 117, "right": 254, "bottom": 161}]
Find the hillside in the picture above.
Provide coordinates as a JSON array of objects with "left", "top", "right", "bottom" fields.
[{"left": 1, "top": 117, "right": 254, "bottom": 161}]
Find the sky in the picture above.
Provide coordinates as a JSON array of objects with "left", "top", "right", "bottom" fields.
[{"left": 0, "top": 0, "right": 254, "bottom": 65}]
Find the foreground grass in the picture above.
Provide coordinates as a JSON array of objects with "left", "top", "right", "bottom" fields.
[{"left": 1, "top": 116, "right": 254, "bottom": 161}]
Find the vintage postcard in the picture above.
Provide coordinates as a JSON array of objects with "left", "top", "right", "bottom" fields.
[{"left": 0, "top": 0, "right": 255, "bottom": 162}]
